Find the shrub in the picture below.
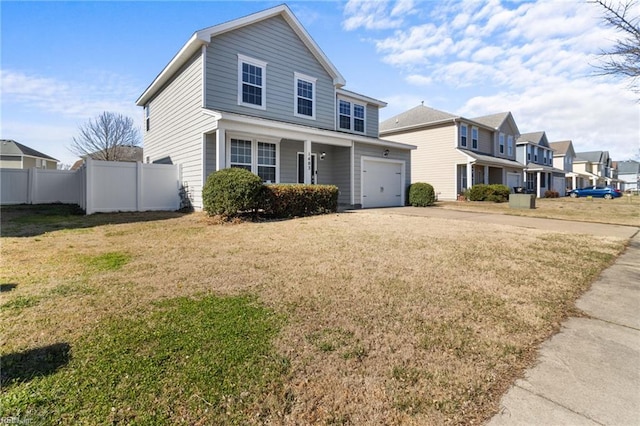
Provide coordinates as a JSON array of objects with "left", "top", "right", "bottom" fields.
[
  {"left": 467, "top": 184, "right": 510, "bottom": 203},
  {"left": 544, "top": 190, "right": 560, "bottom": 198},
  {"left": 202, "top": 168, "right": 263, "bottom": 218},
  {"left": 261, "top": 184, "right": 338, "bottom": 218},
  {"left": 409, "top": 182, "right": 436, "bottom": 207}
]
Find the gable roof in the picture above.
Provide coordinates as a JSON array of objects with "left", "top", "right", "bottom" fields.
[
  {"left": 380, "top": 105, "right": 459, "bottom": 134},
  {"left": 617, "top": 160, "right": 640, "bottom": 174},
  {"left": 549, "top": 140, "right": 574, "bottom": 156},
  {"left": 517, "top": 131, "right": 547, "bottom": 146},
  {"left": 575, "top": 151, "right": 609, "bottom": 163},
  {"left": 136, "top": 4, "right": 345, "bottom": 106},
  {"left": 0, "top": 139, "right": 58, "bottom": 161},
  {"left": 471, "top": 112, "right": 509, "bottom": 129}
]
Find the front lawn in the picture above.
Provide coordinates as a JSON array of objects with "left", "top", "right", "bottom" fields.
[
  {"left": 0, "top": 208, "right": 627, "bottom": 424},
  {"left": 437, "top": 196, "right": 640, "bottom": 227}
]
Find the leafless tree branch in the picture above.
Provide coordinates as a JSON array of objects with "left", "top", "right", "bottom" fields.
[{"left": 69, "top": 111, "right": 141, "bottom": 161}]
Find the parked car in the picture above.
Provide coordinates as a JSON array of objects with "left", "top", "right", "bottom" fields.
[{"left": 568, "top": 186, "right": 622, "bottom": 199}]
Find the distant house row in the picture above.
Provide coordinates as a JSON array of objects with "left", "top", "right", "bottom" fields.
[
  {"left": 379, "top": 105, "right": 638, "bottom": 199},
  {"left": 3, "top": 5, "right": 639, "bottom": 209}
]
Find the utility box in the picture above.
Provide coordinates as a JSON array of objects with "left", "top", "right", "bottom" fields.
[{"left": 509, "top": 193, "right": 536, "bottom": 209}]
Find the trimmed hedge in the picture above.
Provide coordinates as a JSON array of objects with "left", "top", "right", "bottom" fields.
[
  {"left": 202, "top": 168, "right": 263, "bottom": 217},
  {"left": 261, "top": 184, "right": 339, "bottom": 218},
  {"left": 466, "top": 184, "right": 510, "bottom": 203},
  {"left": 409, "top": 182, "right": 436, "bottom": 206}
]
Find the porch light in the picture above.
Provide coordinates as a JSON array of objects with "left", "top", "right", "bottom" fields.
[
  {"left": 383, "top": 149, "right": 389, "bottom": 157},
  {"left": 320, "top": 152, "right": 326, "bottom": 160}
]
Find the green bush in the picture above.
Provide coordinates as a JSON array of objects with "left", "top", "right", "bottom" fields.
[
  {"left": 261, "top": 184, "right": 338, "bottom": 218},
  {"left": 409, "top": 182, "right": 436, "bottom": 206},
  {"left": 202, "top": 168, "right": 263, "bottom": 217},
  {"left": 467, "top": 184, "right": 510, "bottom": 203}
]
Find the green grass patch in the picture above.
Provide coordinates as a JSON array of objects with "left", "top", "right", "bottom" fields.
[
  {"left": 82, "top": 252, "right": 131, "bottom": 272},
  {"left": 0, "top": 295, "right": 290, "bottom": 424},
  {"left": 0, "top": 295, "right": 40, "bottom": 311}
]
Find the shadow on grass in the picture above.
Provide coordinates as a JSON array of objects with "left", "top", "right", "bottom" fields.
[
  {"left": 1, "top": 283, "right": 18, "bottom": 292},
  {"left": 1, "top": 343, "right": 71, "bottom": 386},
  {"left": 1, "top": 204, "right": 188, "bottom": 238}
]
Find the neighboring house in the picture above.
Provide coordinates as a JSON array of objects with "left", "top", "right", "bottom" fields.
[
  {"left": 516, "top": 132, "right": 566, "bottom": 197},
  {"left": 549, "top": 140, "right": 590, "bottom": 191},
  {"left": 573, "top": 151, "right": 614, "bottom": 187},
  {"left": 0, "top": 139, "right": 58, "bottom": 169},
  {"left": 135, "top": 5, "right": 414, "bottom": 209},
  {"left": 616, "top": 160, "right": 640, "bottom": 192},
  {"left": 379, "top": 105, "right": 523, "bottom": 200},
  {"left": 70, "top": 145, "right": 143, "bottom": 170}
]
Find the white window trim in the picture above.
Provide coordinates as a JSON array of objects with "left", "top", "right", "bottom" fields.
[
  {"left": 226, "top": 133, "right": 280, "bottom": 183},
  {"left": 294, "top": 72, "right": 316, "bottom": 120},
  {"left": 471, "top": 127, "right": 479, "bottom": 150},
  {"left": 460, "top": 124, "right": 468, "bottom": 147},
  {"left": 237, "top": 54, "right": 267, "bottom": 110},
  {"left": 337, "top": 96, "right": 366, "bottom": 134}
]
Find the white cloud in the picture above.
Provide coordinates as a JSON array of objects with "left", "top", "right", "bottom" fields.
[
  {"left": 405, "top": 74, "right": 432, "bottom": 86},
  {"left": 343, "top": 0, "right": 404, "bottom": 30},
  {"left": 1, "top": 69, "right": 140, "bottom": 120}
]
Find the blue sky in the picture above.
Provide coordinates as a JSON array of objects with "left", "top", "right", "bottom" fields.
[{"left": 2, "top": 0, "right": 639, "bottom": 167}]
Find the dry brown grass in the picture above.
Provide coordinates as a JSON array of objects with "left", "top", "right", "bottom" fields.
[
  {"left": 437, "top": 196, "right": 640, "bottom": 227},
  {"left": 0, "top": 209, "right": 627, "bottom": 424}
]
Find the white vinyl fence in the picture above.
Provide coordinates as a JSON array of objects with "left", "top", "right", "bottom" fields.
[{"left": 1, "top": 158, "right": 181, "bottom": 214}]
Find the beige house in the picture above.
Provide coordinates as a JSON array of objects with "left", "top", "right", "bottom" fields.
[
  {"left": 0, "top": 139, "right": 58, "bottom": 169},
  {"left": 379, "top": 105, "right": 523, "bottom": 200},
  {"left": 550, "top": 140, "right": 591, "bottom": 190},
  {"left": 573, "top": 151, "right": 615, "bottom": 187}
]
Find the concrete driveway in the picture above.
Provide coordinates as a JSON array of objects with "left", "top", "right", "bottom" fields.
[{"left": 348, "top": 206, "right": 640, "bottom": 425}]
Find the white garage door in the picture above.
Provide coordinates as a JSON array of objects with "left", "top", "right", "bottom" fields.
[{"left": 362, "top": 159, "right": 403, "bottom": 208}]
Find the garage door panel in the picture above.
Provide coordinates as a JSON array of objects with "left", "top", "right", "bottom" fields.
[{"left": 362, "top": 159, "right": 403, "bottom": 208}]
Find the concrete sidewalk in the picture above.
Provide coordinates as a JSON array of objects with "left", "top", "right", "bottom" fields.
[{"left": 348, "top": 207, "right": 640, "bottom": 425}]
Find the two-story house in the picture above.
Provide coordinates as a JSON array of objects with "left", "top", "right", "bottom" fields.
[
  {"left": 573, "top": 151, "right": 613, "bottom": 187},
  {"left": 379, "top": 105, "right": 523, "bottom": 200},
  {"left": 549, "top": 140, "right": 590, "bottom": 192},
  {"left": 516, "top": 132, "right": 566, "bottom": 197},
  {"left": 135, "top": 5, "right": 414, "bottom": 209},
  {"left": 616, "top": 160, "right": 640, "bottom": 192},
  {"left": 0, "top": 139, "right": 58, "bottom": 170}
]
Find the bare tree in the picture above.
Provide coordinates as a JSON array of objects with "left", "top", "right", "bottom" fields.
[
  {"left": 591, "top": 0, "right": 640, "bottom": 94},
  {"left": 70, "top": 111, "right": 141, "bottom": 161}
]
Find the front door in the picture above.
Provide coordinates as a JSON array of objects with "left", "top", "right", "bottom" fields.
[{"left": 297, "top": 153, "right": 317, "bottom": 184}]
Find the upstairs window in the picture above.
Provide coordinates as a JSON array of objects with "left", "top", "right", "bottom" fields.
[
  {"left": 534, "top": 147, "right": 538, "bottom": 163},
  {"left": 294, "top": 73, "right": 316, "bottom": 119},
  {"left": 338, "top": 99, "right": 365, "bottom": 133},
  {"left": 238, "top": 54, "right": 267, "bottom": 110},
  {"left": 460, "top": 124, "right": 468, "bottom": 147},
  {"left": 144, "top": 104, "right": 150, "bottom": 131},
  {"left": 472, "top": 127, "right": 479, "bottom": 149},
  {"left": 499, "top": 133, "right": 505, "bottom": 154},
  {"left": 507, "top": 135, "right": 513, "bottom": 156},
  {"left": 527, "top": 146, "right": 531, "bottom": 162}
]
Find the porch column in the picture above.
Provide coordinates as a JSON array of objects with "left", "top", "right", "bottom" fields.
[
  {"left": 216, "top": 128, "right": 226, "bottom": 171},
  {"left": 466, "top": 160, "right": 473, "bottom": 189},
  {"left": 483, "top": 165, "right": 489, "bottom": 184},
  {"left": 572, "top": 174, "right": 577, "bottom": 189},
  {"left": 536, "top": 171, "right": 542, "bottom": 198},
  {"left": 304, "top": 139, "right": 312, "bottom": 184}
]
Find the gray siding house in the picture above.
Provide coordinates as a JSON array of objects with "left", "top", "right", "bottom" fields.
[
  {"left": 136, "top": 5, "right": 414, "bottom": 209},
  {"left": 516, "top": 132, "right": 566, "bottom": 197},
  {"left": 616, "top": 160, "right": 639, "bottom": 192},
  {"left": 379, "top": 105, "right": 523, "bottom": 200}
]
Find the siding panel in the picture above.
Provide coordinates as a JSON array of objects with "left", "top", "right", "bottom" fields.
[{"left": 206, "top": 16, "right": 335, "bottom": 130}]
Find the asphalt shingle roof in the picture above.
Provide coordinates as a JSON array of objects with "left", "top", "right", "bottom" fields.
[
  {"left": 471, "top": 112, "right": 510, "bottom": 129},
  {"left": 380, "top": 105, "right": 458, "bottom": 133},
  {"left": 549, "top": 140, "right": 571, "bottom": 155},
  {"left": 0, "top": 139, "right": 58, "bottom": 161}
]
